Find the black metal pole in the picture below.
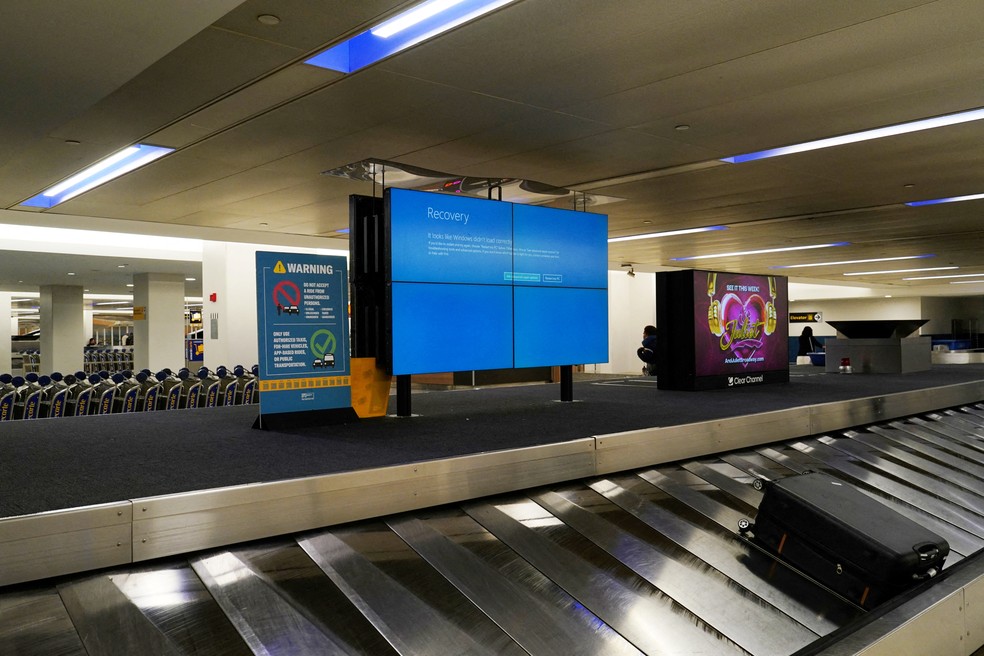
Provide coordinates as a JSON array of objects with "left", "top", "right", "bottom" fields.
[
  {"left": 559, "top": 365, "right": 573, "bottom": 402},
  {"left": 396, "top": 374, "right": 412, "bottom": 416}
]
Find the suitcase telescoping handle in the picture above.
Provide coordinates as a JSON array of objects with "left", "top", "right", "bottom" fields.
[{"left": 915, "top": 542, "right": 940, "bottom": 562}]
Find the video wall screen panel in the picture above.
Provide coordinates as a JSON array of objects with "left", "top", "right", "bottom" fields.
[
  {"left": 514, "top": 286, "right": 608, "bottom": 368},
  {"left": 386, "top": 188, "right": 608, "bottom": 376},
  {"left": 390, "top": 282, "right": 513, "bottom": 375}
]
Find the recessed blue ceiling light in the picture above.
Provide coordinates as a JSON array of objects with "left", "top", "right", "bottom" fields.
[
  {"left": 20, "top": 144, "right": 174, "bottom": 209},
  {"left": 906, "top": 192, "right": 984, "bottom": 207},
  {"left": 720, "top": 107, "right": 984, "bottom": 164},
  {"left": 305, "top": 0, "right": 518, "bottom": 74}
]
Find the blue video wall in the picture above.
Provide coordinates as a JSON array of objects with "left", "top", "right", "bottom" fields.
[{"left": 387, "top": 188, "right": 608, "bottom": 375}]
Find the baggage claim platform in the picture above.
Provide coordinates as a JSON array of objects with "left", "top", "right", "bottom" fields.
[{"left": 4, "top": 366, "right": 984, "bottom": 655}]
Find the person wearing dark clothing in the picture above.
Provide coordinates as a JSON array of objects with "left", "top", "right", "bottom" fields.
[
  {"left": 638, "top": 325, "right": 658, "bottom": 375},
  {"left": 797, "top": 326, "right": 821, "bottom": 356}
]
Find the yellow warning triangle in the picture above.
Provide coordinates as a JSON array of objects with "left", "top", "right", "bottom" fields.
[{"left": 273, "top": 261, "right": 286, "bottom": 273}]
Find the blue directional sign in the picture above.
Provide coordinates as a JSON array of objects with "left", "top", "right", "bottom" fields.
[{"left": 255, "top": 251, "right": 350, "bottom": 418}]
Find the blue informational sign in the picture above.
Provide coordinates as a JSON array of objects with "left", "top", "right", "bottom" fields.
[{"left": 255, "top": 252, "right": 350, "bottom": 416}]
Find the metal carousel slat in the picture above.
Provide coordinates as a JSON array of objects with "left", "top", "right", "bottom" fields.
[
  {"left": 464, "top": 499, "right": 747, "bottom": 656},
  {"left": 387, "top": 512, "right": 641, "bottom": 656},
  {"left": 299, "top": 526, "right": 524, "bottom": 656},
  {"left": 0, "top": 588, "right": 86, "bottom": 656}
]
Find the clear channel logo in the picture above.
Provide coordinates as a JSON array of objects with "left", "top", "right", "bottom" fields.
[{"left": 728, "top": 374, "right": 764, "bottom": 387}]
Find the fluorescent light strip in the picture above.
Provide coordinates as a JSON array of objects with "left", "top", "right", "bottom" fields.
[
  {"left": 608, "top": 225, "right": 726, "bottom": 243},
  {"left": 21, "top": 144, "right": 174, "bottom": 209},
  {"left": 950, "top": 280, "right": 984, "bottom": 284},
  {"left": 671, "top": 242, "right": 848, "bottom": 261},
  {"left": 904, "top": 272, "right": 984, "bottom": 281},
  {"left": 372, "top": 0, "right": 465, "bottom": 37},
  {"left": 772, "top": 254, "right": 933, "bottom": 269},
  {"left": 906, "top": 192, "right": 984, "bottom": 207},
  {"left": 721, "top": 107, "right": 984, "bottom": 164},
  {"left": 843, "top": 266, "right": 957, "bottom": 276},
  {"left": 306, "top": 0, "right": 518, "bottom": 74}
]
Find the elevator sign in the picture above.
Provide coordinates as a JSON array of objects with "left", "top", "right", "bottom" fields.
[{"left": 256, "top": 251, "right": 350, "bottom": 418}]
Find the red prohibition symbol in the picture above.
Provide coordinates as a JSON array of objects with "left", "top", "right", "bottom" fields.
[{"left": 272, "top": 280, "right": 301, "bottom": 315}]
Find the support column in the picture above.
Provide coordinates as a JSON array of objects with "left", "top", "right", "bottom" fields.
[
  {"left": 202, "top": 242, "right": 258, "bottom": 371},
  {"left": 0, "top": 293, "right": 11, "bottom": 373},
  {"left": 40, "top": 285, "right": 84, "bottom": 375},
  {"left": 133, "top": 273, "right": 186, "bottom": 373}
]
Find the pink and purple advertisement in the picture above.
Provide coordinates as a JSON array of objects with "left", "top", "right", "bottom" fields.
[{"left": 694, "top": 271, "right": 788, "bottom": 377}]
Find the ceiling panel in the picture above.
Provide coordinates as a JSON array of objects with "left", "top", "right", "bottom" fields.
[{"left": 2, "top": 0, "right": 984, "bottom": 297}]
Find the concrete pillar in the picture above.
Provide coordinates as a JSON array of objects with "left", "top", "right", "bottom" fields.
[
  {"left": 202, "top": 242, "right": 259, "bottom": 371},
  {"left": 83, "top": 307, "right": 94, "bottom": 346},
  {"left": 0, "top": 293, "right": 11, "bottom": 373},
  {"left": 40, "top": 285, "right": 84, "bottom": 375},
  {"left": 133, "top": 273, "right": 186, "bottom": 373}
]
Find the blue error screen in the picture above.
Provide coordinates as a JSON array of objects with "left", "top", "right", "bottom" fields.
[{"left": 387, "top": 188, "right": 608, "bottom": 375}]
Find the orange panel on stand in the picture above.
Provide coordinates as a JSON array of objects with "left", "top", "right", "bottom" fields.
[{"left": 350, "top": 358, "right": 392, "bottom": 418}]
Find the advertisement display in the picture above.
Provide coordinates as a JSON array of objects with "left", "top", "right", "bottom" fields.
[
  {"left": 695, "top": 271, "right": 788, "bottom": 378},
  {"left": 255, "top": 251, "right": 351, "bottom": 419},
  {"left": 656, "top": 269, "right": 788, "bottom": 390},
  {"left": 385, "top": 188, "right": 608, "bottom": 376}
]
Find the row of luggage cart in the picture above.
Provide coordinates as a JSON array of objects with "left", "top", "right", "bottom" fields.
[
  {"left": 0, "top": 365, "right": 258, "bottom": 421},
  {"left": 18, "top": 348, "right": 136, "bottom": 375}
]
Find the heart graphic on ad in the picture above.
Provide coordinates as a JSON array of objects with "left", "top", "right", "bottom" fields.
[{"left": 718, "top": 292, "right": 767, "bottom": 365}]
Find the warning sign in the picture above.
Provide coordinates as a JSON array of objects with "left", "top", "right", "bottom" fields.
[{"left": 256, "top": 251, "right": 350, "bottom": 418}]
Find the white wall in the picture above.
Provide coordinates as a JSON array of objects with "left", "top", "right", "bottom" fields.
[
  {"left": 921, "top": 296, "right": 984, "bottom": 335},
  {"left": 788, "top": 297, "right": 922, "bottom": 337},
  {"left": 593, "top": 270, "right": 656, "bottom": 375},
  {"left": 202, "top": 242, "right": 348, "bottom": 371}
]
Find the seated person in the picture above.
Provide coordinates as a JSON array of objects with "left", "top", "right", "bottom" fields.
[{"left": 638, "top": 325, "right": 658, "bottom": 375}]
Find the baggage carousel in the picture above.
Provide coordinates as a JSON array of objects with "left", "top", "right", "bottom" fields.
[{"left": 4, "top": 397, "right": 984, "bottom": 655}]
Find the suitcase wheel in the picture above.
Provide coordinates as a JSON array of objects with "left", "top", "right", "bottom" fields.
[
  {"left": 751, "top": 478, "right": 764, "bottom": 491},
  {"left": 737, "top": 518, "right": 753, "bottom": 534}
]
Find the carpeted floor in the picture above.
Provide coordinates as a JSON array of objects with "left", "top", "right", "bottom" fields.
[{"left": 2, "top": 365, "right": 983, "bottom": 517}]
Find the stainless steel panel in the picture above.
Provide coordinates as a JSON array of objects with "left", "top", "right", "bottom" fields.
[
  {"left": 848, "top": 429, "right": 984, "bottom": 491},
  {"left": 681, "top": 461, "right": 764, "bottom": 508},
  {"left": 234, "top": 542, "right": 399, "bottom": 656},
  {"left": 768, "top": 443, "right": 981, "bottom": 557},
  {"left": 589, "top": 477, "right": 859, "bottom": 633},
  {"left": 903, "top": 417, "right": 984, "bottom": 455},
  {"left": 635, "top": 469, "right": 750, "bottom": 534},
  {"left": 808, "top": 381, "right": 984, "bottom": 435},
  {"left": 299, "top": 528, "right": 511, "bottom": 656},
  {"left": 532, "top": 488, "right": 819, "bottom": 655},
  {"left": 595, "top": 406, "right": 813, "bottom": 476},
  {"left": 0, "top": 502, "right": 132, "bottom": 587},
  {"left": 867, "top": 425, "right": 984, "bottom": 481},
  {"left": 465, "top": 499, "right": 747, "bottom": 655},
  {"left": 923, "top": 414, "right": 984, "bottom": 442},
  {"left": 133, "top": 439, "right": 595, "bottom": 562},
  {"left": 191, "top": 551, "right": 350, "bottom": 655},
  {"left": 0, "top": 589, "right": 86, "bottom": 656},
  {"left": 388, "top": 514, "right": 640, "bottom": 656},
  {"left": 110, "top": 566, "right": 251, "bottom": 656},
  {"left": 58, "top": 575, "right": 183, "bottom": 656},
  {"left": 804, "top": 437, "right": 984, "bottom": 535}
]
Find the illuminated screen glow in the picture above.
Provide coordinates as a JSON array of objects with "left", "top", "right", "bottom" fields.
[
  {"left": 695, "top": 271, "right": 788, "bottom": 377},
  {"left": 387, "top": 188, "right": 608, "bottom": 375},
  {"left": 391, "top": 282, "right": 513, "bottom": 374}
]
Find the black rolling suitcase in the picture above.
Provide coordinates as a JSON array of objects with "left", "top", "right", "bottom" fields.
[{"left": 744, "top": 471, "right": 948, "bottom": 608}]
